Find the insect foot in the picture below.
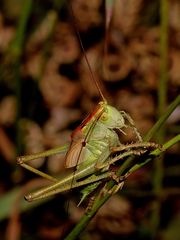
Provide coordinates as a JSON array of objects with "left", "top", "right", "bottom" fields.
[
  {"left": 110, "top": 172, "right": 128, "bottom": 184},
  {"left": 24, "top": 194, "right": 33, "bottom": 202},
  {"left": 107, "top": 181, "right": 124, "bottom": 196},
  {"left": 17, "top": 156, "right": 24, "bottom": 165}
]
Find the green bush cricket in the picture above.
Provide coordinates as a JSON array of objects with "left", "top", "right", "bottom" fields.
[
  {"left": 17, "top": 1, "right": 159, "bottom": 207},
  {"left": 18, "top": 99, "right": 158, "bottom": 203}
]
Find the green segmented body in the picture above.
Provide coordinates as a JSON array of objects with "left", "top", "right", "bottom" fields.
[{"left": 65, "top": 101, "right": 125, "bottom": 170}]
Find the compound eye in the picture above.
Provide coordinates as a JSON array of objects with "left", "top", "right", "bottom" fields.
[{"left": 100, "top": 112, "right": 108, "bottom": 122}]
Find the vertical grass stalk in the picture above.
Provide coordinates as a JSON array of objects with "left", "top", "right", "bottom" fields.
[
  {"left": 151, "top": 0, "right": 169, "bottom": 237},
  {"left": 12, "top": 0, "right": 33, "bottom": 155}
]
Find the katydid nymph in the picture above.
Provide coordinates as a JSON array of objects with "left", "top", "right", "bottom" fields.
[{"left": 17, "top": 2, "right": 159, "bottom": 207}]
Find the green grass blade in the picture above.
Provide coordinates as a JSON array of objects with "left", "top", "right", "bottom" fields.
[{"left": 144, "top": 94, "right": 180, "bottom": 141}]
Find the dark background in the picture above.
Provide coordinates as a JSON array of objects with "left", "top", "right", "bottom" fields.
[{"left": 0, "top": 0, "right": 179, "bottom": 239}]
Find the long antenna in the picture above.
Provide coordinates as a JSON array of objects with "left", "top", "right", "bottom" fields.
[{"left": 69, "top": 3, "right": 106, "bottom": 103}]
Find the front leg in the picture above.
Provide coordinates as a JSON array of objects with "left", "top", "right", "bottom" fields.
[
  {"left": 95, "top": 149, "right": 147, "bottom": 171},
  {"left": 100, "top": 180, "right": 124, "bottom": 197},
  {"left": 111, "top": 142, "right": 161, "bottom": 153},
  {"left": 120, "top": 111, "right": 142, "bottom": 142}
]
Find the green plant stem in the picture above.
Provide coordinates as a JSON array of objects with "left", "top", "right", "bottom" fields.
[
  {"left": 64, "top": 134, "right": 180, "bottom": 240},
  {"left": 127, "top": 134, "right": 180, "bottom": 174},
  {"left": 0, "top": 151, "right": 179, "bottom": 221},
  {"left": 117, "top": 94, "right": 180, "bottom": 179},
  {"left": 144, "top": 94, "right": 180, "bottom": 141},
  {"left": 11, "top": 0, "right": 33, "bottom": 155},
  {"left": 158, "top": 0, "right": 169, "bottom": 120},
  {"left": 65, "top": 92, "right": 179, "bottom": 239},
  {"left": 65, "top": 94, "right": 179, "bottom": 240},
  {"left": 151, "top": 0, "right": 169, "bottom": 236}
]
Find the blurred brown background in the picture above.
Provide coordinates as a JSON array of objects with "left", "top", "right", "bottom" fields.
[{"left": 0, "top": 0, "right": 179, "bottom": 239}]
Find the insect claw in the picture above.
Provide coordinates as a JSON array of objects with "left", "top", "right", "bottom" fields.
[
  {"left": 24, "top": 194, "right": 32, "bottom": 202},
  {"left": 17, "top": 156, "right": 23, "bottom": 165},
  {"left": 110, "top": 172, "right": 120, "bottom": 183},
  {"left": 107, "top": 181, "right": 124, "bottom": 195},
  {"left": 111, "top": 172, "right": 129, "bottom": 184}
]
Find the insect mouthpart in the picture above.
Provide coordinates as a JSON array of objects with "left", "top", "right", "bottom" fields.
[{"left": 113, "top": 128, "right": 126, "bottom": 136}]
